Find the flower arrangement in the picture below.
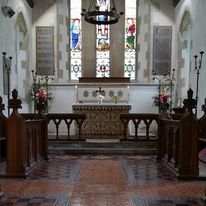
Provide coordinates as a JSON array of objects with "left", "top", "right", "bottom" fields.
[
  {"left": 35, "top": 87, "right": 52, "bottom": 102},
  {"left": 30, "top": 85, "right": 53, "bottom": 113},
  {"left": 153, "top": 92, "right": 170, "bottom": 107},
  {"left": 30, "top": 70, "right": 54, "bottom": 114}
]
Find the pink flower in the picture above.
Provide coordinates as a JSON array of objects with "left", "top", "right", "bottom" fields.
[{"left": 35, "top": 87, "right": 51, "bottom": 102}]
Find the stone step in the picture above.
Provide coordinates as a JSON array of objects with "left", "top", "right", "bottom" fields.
[{"left": 48, "top": 140, "right": 157, "bottom": 155}]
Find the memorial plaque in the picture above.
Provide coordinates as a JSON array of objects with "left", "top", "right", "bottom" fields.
[
  {"left": 153, "top": 26, "right": 172, "bottom": 75},
  {"left": 36, "top": 26, "right": 54, "bottom": 75}
]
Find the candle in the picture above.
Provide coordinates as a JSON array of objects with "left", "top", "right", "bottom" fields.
[
  {"left": 75, "top": 85, "right": 78, "bottom": 103},
  {"left": 177, "top": 98, "right": 181, "bottom": 108},
  {"left": 127, "top": 86, "right": 130, "bottom": 104}
]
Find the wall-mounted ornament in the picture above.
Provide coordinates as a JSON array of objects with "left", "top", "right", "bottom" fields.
[{"left": 2, "top": 2, "right": 15, "bottom": 18}]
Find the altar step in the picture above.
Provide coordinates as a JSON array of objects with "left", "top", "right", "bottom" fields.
[{"left": 48, "top": 140, "right": 157, "bottom": 155}]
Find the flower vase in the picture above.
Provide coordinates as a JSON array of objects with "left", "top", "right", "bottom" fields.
[
  {"left": 159, "top": 101, "right": 169, "bottom": 114},
  {"left": 37, "top": 99, "right": 47, "bottom": 115}
]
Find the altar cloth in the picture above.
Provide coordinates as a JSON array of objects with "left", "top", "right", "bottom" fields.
[{"left": 73, "top": 104, "right": 131, "bottom": 138}]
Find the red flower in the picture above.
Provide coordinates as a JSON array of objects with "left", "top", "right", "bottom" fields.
[{"left": 153, "top": 92, "right": 170, "bottom": 106}]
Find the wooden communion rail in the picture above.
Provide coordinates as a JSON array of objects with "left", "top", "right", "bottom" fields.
[
  {"left": 120, "top": 113, "right": 159, "bottom": 140},
  {"left": 21, "top": 113, "right": 86, "bottom": 141}
]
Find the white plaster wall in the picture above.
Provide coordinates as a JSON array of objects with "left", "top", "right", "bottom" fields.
[
  {"left": 0, "top": 0, "right": 32, "bottom": 115},
  {"left": 47, "top": 85, "right": 76, "bottom": 135},
  {"left": 175, "top": 0, "right": 206, "bottom": 117},
  {"left": 129, "top": 85, "right": 158, "bottom": 135},
  {"left": 48, "top": 85, "right": 75, "bottom": 113},
  {"left": 181, "top": 28, "right": 191, "bottom": 98},
  {"left": 130, "top": 85, "right": 158, "bottom": 113}
]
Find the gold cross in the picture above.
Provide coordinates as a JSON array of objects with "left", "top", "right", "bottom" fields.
[{"left": 96, "top": 87, "right": 105, "bottom": 96}]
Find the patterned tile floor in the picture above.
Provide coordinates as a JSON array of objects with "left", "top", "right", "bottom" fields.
[{"left": 0, "top": 155, "right": 206, "bottom": 206}]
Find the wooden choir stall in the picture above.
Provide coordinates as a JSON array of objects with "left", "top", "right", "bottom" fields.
[{"left": 6, "top": 89, "right": 48, "bottom": 177}]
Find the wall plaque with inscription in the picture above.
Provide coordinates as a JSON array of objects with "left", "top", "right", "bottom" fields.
[
  {"left": 36, "top": 26, "right": 54, "bottom": 75},
  {"left": 153, "top": 26, "right": 172, "bottom": 75}
]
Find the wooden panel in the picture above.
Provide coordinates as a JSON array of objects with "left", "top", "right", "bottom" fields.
[{"left": 79, "top": 77, "right": 130, "bottom": 83}]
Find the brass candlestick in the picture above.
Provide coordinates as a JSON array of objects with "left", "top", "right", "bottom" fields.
[
  {"left": 2, "top": 52, "right": 12, "bottom": 117},
  {"left": 194, "top": 51, "right": 204, "bottom": 116},
  {"left": 152, "top": 70, "right": 168, "bottom": 113}
]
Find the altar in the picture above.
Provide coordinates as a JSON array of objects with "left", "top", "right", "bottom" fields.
[{"left": 72, "top": 103, "right": 131, "bottom": 138}]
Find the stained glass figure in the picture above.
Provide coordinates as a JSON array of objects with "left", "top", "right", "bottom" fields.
[
  {"left": 124, "top": 0, "right": 137, "bottom": 79},
  {"left": 71, "top": 18, "right": 81, "bottom": 49},
  {"left": 96, "top": 0, "right": 110, "bottom": 77},
  {"left": 70, "top": 0, "right": 82, "bottom": 80},
  {"left": 126, "top": 18, "right": 135, "bottom": 49}
]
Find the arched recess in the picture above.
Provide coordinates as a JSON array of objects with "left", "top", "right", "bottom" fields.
[
  {"left": 16, "top": 11, "right": 30, "bottom": 100},
  {"left": 176, "top": 10, "right": 192, "bottom": 102}
]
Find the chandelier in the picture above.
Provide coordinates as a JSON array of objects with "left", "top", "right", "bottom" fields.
[{"left": 81, "top": 0, "right": 124, "bottom": 25}]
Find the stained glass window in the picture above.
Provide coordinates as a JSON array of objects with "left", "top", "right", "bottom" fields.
[
  {"left": 70, "top": 0, "right": 82, "bottom": 80},
  {"left": 96, "top": 0, "right": 110, "bottom": 77},
  {"left": 124, "top": 0, "right": 136, "bottom": 79}
]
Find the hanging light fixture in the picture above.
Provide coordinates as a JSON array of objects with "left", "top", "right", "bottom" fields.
[{"left": 81, "top": 0, "right": 124, "bottom": 25}]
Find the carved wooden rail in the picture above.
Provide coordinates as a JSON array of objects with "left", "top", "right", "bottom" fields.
[
  {"left": 198, "top": 99, "right": 206, "bottom": 151},
  {"left": 0, "top": 96, "right": 6, "bottom": 161},
  {"left": 24, "top": 119, "right": 48, "bottom": 168},
  {"left": 120, "top": 113, "right": 159, "bottom": 140},
  {"left": 21, "top": 113, "right": 86, "bottom": 140},
  {"left": 157, "top": 117, "right": 180, "bottom": 170},
  {"left": 47, "top": 113, "right": 86, "bottom": 140}
]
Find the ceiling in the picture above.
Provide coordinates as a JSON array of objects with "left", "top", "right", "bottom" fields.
[
  {"left": 172, "top": 0, "right": 181, "bottom": 7},
  {"left": 26, "top": 0, "right": 34, "bottom": 8}
]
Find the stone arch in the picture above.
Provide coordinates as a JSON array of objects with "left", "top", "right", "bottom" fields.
[
  {"left": 16, "top": 11, "right": 30, "bottom": 101},
  {"left": 16, "top": 12, "right": 28, "bottom": 35},
  {"left": 179, "top": 10, "right": 191, "bottom": 34},
  {"left": 176, "top": 10, "right": 192, "bottom": 103}
]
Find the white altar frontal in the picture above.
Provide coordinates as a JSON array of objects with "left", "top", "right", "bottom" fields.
[{"left": 72, "top": 103, "right": 131, "bottom": 138}]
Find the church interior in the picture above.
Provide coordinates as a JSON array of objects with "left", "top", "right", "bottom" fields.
[{"left": 1, "top": 0, "right": 206, "bottom": 205}]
